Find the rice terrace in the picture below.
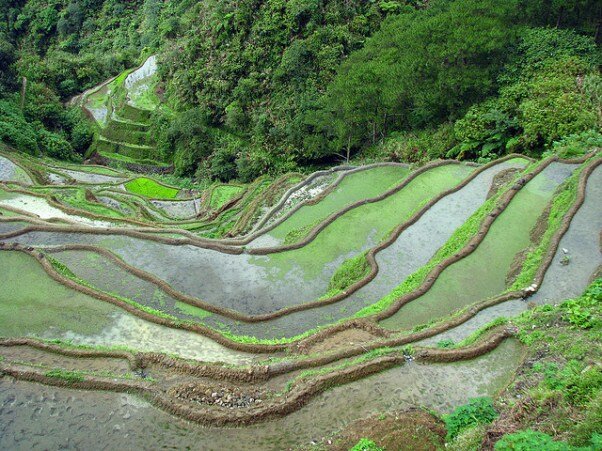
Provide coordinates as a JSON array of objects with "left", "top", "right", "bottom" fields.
[{"left": 0, "top": 1, "right": 601, "bottom": 449}]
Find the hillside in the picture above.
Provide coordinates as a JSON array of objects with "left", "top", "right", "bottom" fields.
[
  {"left": 0, "top": 0, "right": 601, "bottom": 449},
  {"left": 1, "top": 0, "right": 600, "bottom": 178}
]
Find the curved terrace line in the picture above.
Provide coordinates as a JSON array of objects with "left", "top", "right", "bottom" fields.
[
  {"left": 0, "top": 158, "right": 599, "bottom": 360},
  {"left": 4, "top": 159, "right": 506, "bottom": 321},
  {"left": 39, "top": 157, "right": 528, "bottom": 323},
  {"left": 0, "top": 159, "right": 478, "bottom": 254},
  {"left": 0, "top": 155, "right": 596, "bottom": 381},
  {"left": 0, "top": 159, "right": 592, "bottom": 360},
  {"left": 0, "top": 328, "right": 515, "bottom": 426}
]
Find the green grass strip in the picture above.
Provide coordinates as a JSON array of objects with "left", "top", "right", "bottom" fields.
[
  {"left": 44, "top": 369, "right": 85, "bottom": 383},
  {"left": 509, "top": 161, "right": 588, "bottom": 290}
]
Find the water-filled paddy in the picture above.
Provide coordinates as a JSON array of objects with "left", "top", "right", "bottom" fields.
[
  {"left": 252, "top": 165, "right": 410, "bottom": 246},
  {"left": 0, "top": 339, "right": 523, "bottom": 450},
  {"left": 420, "top": 164, "right": 602, "bottom": 346},
  {"left": 0, "top": 251, "right": 254, "bottom": 363},
  {"left": 0, "top": 191, "right": 115, "bottom": 227},
  {"left": 1, "top": 151, "right": 598, "bottom": 450},
  {"left": 196, "top": 158, "right": 529, "bottom": 338},
  {"left": 0, "top": 251, "right": 116, "bottom": 337},
  {"left": 380, "top": 162, "right": 577, "bottom": 331},
  {"left": 1, "top": 164, "right": 474, "bottom": 317},
  {"left": 0, "top": 155, "right": 32, "bottom": 185}
]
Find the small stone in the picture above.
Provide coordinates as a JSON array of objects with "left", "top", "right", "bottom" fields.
[{"left": 562, "top": 248, "right": 569, "bottom": 254}]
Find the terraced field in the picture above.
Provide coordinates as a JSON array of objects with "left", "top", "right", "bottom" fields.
[
  {"left": 70, "top": 55, "right": 167, "bottom": 172},
  {"left": 0, "top": 146, "right": 600, "bottom": 449}
]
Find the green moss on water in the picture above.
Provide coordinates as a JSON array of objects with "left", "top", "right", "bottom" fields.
[
  {"left": 269, "top": 165, "right": 410, "bottom": 243},
  {"left": 175, "top": 301, "right": 212, "bottom": 319},
  {"left": 380, "top": 162, "right": 576, "bottom": 331},
  {"left": 254, "top": 164, "right": 474, "bottom": 282},
  {"left": 0, "top": 252, "right": 117, "bottom": 337}
]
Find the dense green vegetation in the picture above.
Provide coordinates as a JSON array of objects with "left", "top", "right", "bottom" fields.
[
  {"left": 44, "top": 368, "right": 85, "bottom": 383},
  {"left": 208, "top": 184, "right": 245, "bottom": 209},
  {"left": 444, "top": 397, "right": 498, "bottom": 441},
  {"left": 448, "top": 279, "right": 602, "bottom": 450},
  {"left": 0, "top": 0, "right": 598, "bottom": 180}
]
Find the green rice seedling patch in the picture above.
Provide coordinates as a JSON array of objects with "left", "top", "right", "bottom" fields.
[
  {"left": 44, "top": 369, "right": 85, "bottom": 383},
  {"left": 380, "top": 164, "right": 576, "bottom": 331},
  {"left": 327, "top": 252, "right": 370, "bottom": 293},
  {"left": 124, "top": 177, "right": 179, "bottom": 199},
  {"left": 268, "top": 165, "right": 410, "bottom": 243},
  {"left": 174, "top": 302, "right": 212, "bottom": 319}
]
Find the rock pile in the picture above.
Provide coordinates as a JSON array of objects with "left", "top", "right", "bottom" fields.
[{"left": 170, "top": 383, "right": 264, "bottom": 409}]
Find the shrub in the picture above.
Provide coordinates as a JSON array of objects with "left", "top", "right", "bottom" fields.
[
  {"left": 560, "top": 280, "right": 601, "bottom": 330},
  {"left": 501, "top": 28, "right": 600, "bottom": 83},
  {"left": 436, "top": 339, "right": 455, "bottom": 349},
  {"left": 515, "top": 57, "right": 597, "bottom": 149},
  {"left": 23, "top": 81, "right": 64, "bottom": 128},
  {"left": 37, "top": 128, "right": 76, "bottom": 160},
  {"left": 156, "top": 107, "right": 214, "bottom": 176},
  {"left": 546, "top": 130, "right": 602, "bottom": 159},
  {"left": 450, "top": 99, "right": 518, "bottom": 160},
  {"left": 495, "top": 430, "right": 571, "bottom": 450},
  {"left": 0, "top": 99, "right": 39, "bottom": 154},
  {"left": 64, "top": 107, "right": 93, "bottom": 155},
  {"left": 563, "top": 364, "right": 602, "bottom": 406},
  {"left": 572, "top": 394, "right": 602, "bottom": 446},
  {"left": 445, "top": 397, "right": 498, "bottom": 440},
  {"left": 235, "top": 149, "right": 274, "bottom": 183},
  {"left": 350, "top": 438, "right": 384, "bottom": 451},
  {"left": 378, "top": 124, "right": 456, "bottom": 163}
]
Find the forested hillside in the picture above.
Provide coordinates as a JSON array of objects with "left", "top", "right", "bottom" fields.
[{"left": 0, "top": 0, "right": 600, "bottom": 181}]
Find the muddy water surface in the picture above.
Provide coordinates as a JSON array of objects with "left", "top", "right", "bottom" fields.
[{"left": 0, "top": 339, "right": 523, "bottom": 450}]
